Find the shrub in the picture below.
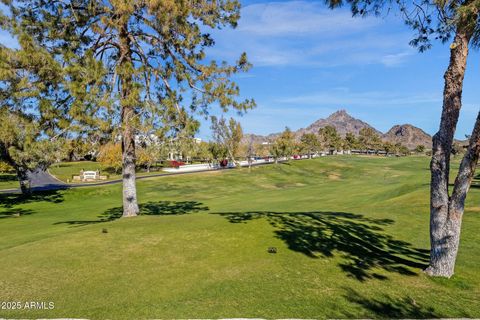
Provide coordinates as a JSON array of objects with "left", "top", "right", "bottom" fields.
[
  {"left": 219, "top": 159, "right": 228, "bottom": 167},
  {"left": 97, "top": 143, "right": 122, "bottom": 173},
  {"left": 168, "top": 160, "right": 185, "bottom": 168},
  {"left": 0, "top": 161, "right": 14, "bottom": 173}
]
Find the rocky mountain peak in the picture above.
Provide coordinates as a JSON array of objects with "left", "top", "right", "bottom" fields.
[
  {"left": 327, "top": 109, "right": 350, "bottom": 120},
  {"left": 243, "top": 110, "right": 434, "bottom": 150},
  {"left": 383, "top": 124, "right": 432, "bottom": 149}
]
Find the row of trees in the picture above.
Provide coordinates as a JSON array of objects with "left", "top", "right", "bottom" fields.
[
  {"left": 269, "top": 126, "right": 412, "bottom": 161},
  {"left": 90, "top": 122, "right": 437, "bottom": 174}
]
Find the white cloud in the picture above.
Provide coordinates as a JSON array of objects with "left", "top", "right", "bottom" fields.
[
  {"left": 380, "top": 51, "right": 415, "bottom": 67},
  {"left": 208, "top": 1, "right": 415, "bottom": 68},
  {"left": 276, "top": 88, "right": 442, "bottom": 106},
  {"left": 238, "top": 1, "right": 378, "bottom": 36}
]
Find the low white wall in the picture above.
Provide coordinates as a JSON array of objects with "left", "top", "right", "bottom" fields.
[
  {"left": 162, "top": 159, "right": 275, "bottom": 173},
  {"left": 163, "top": 163, "right": 214, "bottom": 173}
]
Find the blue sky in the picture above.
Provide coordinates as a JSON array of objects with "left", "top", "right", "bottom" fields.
[
  {"left": 200, "top": 0, "right": 479, "bottom": 140},
  {"left": 1, "top": 0, "right": 478, "bottom": 140}
]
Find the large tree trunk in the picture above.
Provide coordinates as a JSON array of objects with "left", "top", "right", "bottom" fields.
[
  {"left": 0, "top": 144, "right": 31, "bottom": 195},
  {"left": 119, "top": 23, "right": 139, "bottom": 218},
  {"left": 16, "top": 167, "right": 31, "bottom": 195},
  {"left": 426, "top": 26, "right": 476, "bottom": 277}
]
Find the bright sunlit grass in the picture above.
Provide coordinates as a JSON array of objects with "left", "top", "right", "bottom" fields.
[{"left": 0, "top": 156, "right": 479, "bottom": 319}]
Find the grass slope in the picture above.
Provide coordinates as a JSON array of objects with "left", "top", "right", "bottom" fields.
[
  {"left": 0, "top": 156, "right": 479, "bottom": 319},
  {"left": 48, "top": 161, "right": 161, "bottom": 183}
]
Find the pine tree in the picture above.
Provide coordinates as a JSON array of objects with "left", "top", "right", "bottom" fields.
[
  {"left": 358, "top": 127, "right": 382, "bottom": 152},
  {"left": 319, "top": 126, "right": 342, "bottom": 152},
  {"left": 5, "top": 0, "right": 255, "bottom": 215},
  {"left": 0, "top": 31, "right": 68, "bottom": 194},
  {"left": 300, "top": 133, "right": 320, "bottom": 158}
]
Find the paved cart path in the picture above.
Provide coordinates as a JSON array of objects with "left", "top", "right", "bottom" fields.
[{"left": 0, "top": 160, "right": 281, "bottom": 194}]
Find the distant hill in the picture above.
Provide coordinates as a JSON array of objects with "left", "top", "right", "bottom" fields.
[
  {"left": 242, "top": 110, "right": 434, "bottom": 150},
  {"left": 383, "top": 124, "right": 432, "bottom": 149},
  {"left": 242, "top": 133, "right": 273, "bottom": 145},
  {"left": 297, "top": 109, "right": 382, "bottom": 137}
]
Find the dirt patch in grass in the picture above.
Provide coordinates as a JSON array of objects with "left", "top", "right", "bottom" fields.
[
  {"left": 328, "top": 173, "right": 341, "bottom": 180},
  {"left": 466, "top": 207, "right": 480, "bottom": 212}
]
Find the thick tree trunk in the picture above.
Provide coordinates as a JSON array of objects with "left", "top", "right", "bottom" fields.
[
  {"left": 119, "top": 23, "right": 139, "bottom": 218},
  {"left": 16, "top": 167, "right": 31, "bottom": 195},
  {"left": 426, "top": 26, "right": 475, "bottom": 277}
]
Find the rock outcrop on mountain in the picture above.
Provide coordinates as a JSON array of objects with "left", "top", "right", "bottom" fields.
[
  {"left": 383, "top": 124, "right": 432, "bottom": 149},
  {"left": 296, "top": 109, "right": 382, "bottom": 137}
]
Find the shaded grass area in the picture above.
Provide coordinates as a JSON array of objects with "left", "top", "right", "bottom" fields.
[
  {"left": 0, "top": 156, "right": 479, "bottom": 319},
  {"left": 56, "top": 200, "right": 209, "bottom": 226},
  {"left": 0, "top": 172, "right": 18, "bottom": 190},
  {"left": 214, "top": 210, "right": 429, "bottom": 281}
]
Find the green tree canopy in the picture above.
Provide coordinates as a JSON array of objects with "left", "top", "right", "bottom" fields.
[
  {"left": 3, "top": 0, "right": 255, "bottom": 215},
  {"left": 211, "top": 116, "right": 243, "bottom": 165},
  {"left": 319, "top": 126, "right": 342, "bottom": 151},
  {"left": 0, "top": 33, "right": 68, "bottom": 193},
  {"left": 300, "top": 133, "right": 320, "bottom": 158},
  {"left": 270, "top": 127, "right": 295, "bottom": 163},
  {"left": 358, "top": 127, "right": 382, "bottom": 151}
]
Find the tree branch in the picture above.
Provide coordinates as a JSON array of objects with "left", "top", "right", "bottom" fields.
[{"left": 450, "top": 111, "right": 480, "bottom": 216}]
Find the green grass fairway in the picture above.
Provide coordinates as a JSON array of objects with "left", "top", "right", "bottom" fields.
[
  {"left": 48, "top": 161, "right": 162, "bottom": 183},
  {"left": 0, "top": 156, "right": 479, "bottom": 319}
]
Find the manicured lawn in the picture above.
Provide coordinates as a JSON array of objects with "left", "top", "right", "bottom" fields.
[
  {"left": 48, "top": 161, "right": 109, "bottom": 182},
  {"left": 48, "top": 161, "right": 163, "bottom": 183},
  {"left": 0, "top": 156, "right": 479, "bottom": 319},
  {"left": 0, "top": 172, "right": 18, "bottom": 190}
]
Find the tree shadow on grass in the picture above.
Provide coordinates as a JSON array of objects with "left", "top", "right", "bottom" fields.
[
  {"left": 0, "top": 207, "right": 36, "bottom": 219},
  {"left": 0, "top": 173, "right": 17, "bottom": 182},
  {"left": 0, "top": 189, "right": 65, "bottom": 219},
  {"left": 343, "top": 288, "right": 439, "bottom": 318},
  {"left": 55, "top": 200, "right": 209, "bottom": 226},
  {"left": 470, "top": 173, "right": 480, "bottom": 188},
  {"left": 213, "top": 210, "right": 429, "bottom": 281}
]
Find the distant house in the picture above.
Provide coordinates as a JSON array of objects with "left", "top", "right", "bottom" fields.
[
  {"left": 167, "top": 137, "right": 202, "bottom": 161},
  {"left": 135, "top": 134, "right": 160, "bottom": 147}
]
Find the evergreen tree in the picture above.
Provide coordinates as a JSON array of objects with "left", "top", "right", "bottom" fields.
[
  {"left": 270, "top": 127, "right": 295, "bottom": 163},
  {"left": 208, "top": 141, "right": 228, "bottom": 163},
  {"left": 344, "top": 132, "right": 359, "bottom": 151},
  {"left": 358, "top": 127, "right": 382, "bottom": 152},
  {"left": 300, "top": 133, "right": 320, "bottom": 158},
  {"left": 319, "top": 126, "right": 342, "bottom": 152},
  {"left": 4, "top": 0, "right": 255, "bottom": 216},
  {"left": 0, "top": 32, "right": 68, "bottom": 194}
]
